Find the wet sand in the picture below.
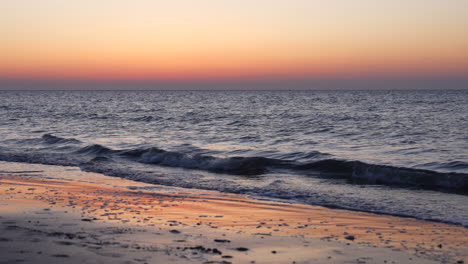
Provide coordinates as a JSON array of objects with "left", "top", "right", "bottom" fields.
[{"left": 0, "top": 162, "right": 467, "bottom": 264}]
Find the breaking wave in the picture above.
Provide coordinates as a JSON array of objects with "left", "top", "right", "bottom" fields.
[
  {"left": 296, "top": 160, "right": 468, "bottom": 192},
  {"left": 1, "top": 134, "right": 467, "bottom": 193}
]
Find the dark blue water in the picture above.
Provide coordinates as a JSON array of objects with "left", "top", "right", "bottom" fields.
[{"left": 0, "top": 90, "right": 467, "bottom": 225}]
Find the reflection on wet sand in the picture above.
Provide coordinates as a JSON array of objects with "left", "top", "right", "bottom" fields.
[{"left": 0, "top": 162, "right": 467, "bottom": 263}]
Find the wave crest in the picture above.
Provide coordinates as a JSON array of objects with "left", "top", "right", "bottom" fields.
[
  {"left": 119, "top": 147, "right": 282, "bottom": 175},
  {"left": 297, "top": 159, "right": 468, "bottom": 191},
  {"left": 42, "top": 134, "right": 81, "bottom": 144},
  {"left": 75, "top": 144, "right": 113, "bottom": 155}
]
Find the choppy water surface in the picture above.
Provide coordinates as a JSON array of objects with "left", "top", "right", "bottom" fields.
[{"left": 0, "top": 90, "right": 467, "bottom": 225}]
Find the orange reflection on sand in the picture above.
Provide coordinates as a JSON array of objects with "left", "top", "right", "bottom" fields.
[{"left": 1, "top": 171, "right": 467, "bottom": 263}]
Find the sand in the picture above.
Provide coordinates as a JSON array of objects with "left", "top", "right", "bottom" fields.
[{"left": 0, "top": 161, "right": 467, "bottom": 264}]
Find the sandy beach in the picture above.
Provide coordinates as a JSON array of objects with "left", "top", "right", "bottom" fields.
[
  {"left": 0, "top": 161, "right": 467, "bottom": 264},
  {"left": 3, "top": 0, "right": 468, "bottom": 261}
]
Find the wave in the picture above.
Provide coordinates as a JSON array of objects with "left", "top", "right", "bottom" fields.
[
  {"left": 42, "top": 134, "right": 81, "bottom": 144},
  {"left": 75, "top": 144, "right": 113, "bottom": 155},
  {"left": 131, "top": 116, "right": 162, "bottom": 122},
  {"left": 1, "top": 134, "right": 468, "bottom": 193},
  {"left": 117, "top": 147, "right": 285, "bottom": 175},
  {"left": 75, "top": 143, "right": 468, "bottom": 192},
  {"left": 437, "top": 161, "right": 468, "bottom": 171},
  {"left": 296, "top": 160, "right": 468, "bottom": 192}
]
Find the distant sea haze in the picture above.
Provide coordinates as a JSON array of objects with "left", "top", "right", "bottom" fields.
[
  {"left": 0, "top": 90, "right": 467, "bottom": 226},
  {"left": 1, "top": 78, "right": 468, "bottom": 90}
]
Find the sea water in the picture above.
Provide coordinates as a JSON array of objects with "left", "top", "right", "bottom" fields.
[{"left": 0, "top": 90, "right": 467, "bottom": 225}]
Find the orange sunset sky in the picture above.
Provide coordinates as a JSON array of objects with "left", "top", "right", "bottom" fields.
[{"left": 1, "top": 0, "right": 468, "bottom": 82}]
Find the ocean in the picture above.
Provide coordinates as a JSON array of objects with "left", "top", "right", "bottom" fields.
[{"left": 0, "top": 90, "right": 467, "bottom": 226}]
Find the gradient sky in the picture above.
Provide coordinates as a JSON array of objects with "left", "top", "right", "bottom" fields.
[{"left": 1, "top": 0, "right": 468, "bottom": 81}]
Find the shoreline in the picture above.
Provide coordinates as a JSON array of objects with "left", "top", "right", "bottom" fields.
[{"left": 0, "top": 161, "right": 467, "bottom": 263}]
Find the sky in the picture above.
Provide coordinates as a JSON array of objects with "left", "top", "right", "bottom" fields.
[{"left": 1, "top": 0, "right": 468, "bottom": 88}]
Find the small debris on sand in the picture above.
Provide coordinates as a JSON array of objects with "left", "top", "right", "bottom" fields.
[{"left": 214, "top": 239, "right": 231, "bottom": 243}]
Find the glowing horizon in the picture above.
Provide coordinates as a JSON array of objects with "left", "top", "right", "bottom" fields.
[{"left": 1, "top": 0, "right": 468, "bottom": 81}]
